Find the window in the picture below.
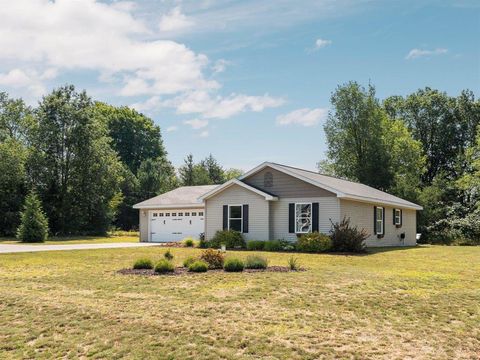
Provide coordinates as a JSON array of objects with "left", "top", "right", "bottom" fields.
[
  {"left": 185, "top": 212, "right": 190, "bottom": 216},
  {"left": 375, "top": 207, "right": 384, "bottom": 235},
  {"left": 165, "top": 213, "right": 170, "bottom": 217},
  {"left": 394, "top": 208, "right": 402, "bottom": 226},
  {"left": 178, "top": 212, "right": 183, "bottom": 216},
  {"left": 228, "top": 205, "right": 242, "bottom": 232},
  {"left": 192, "top": 212, "right": 197, "bottom": 216},
  {"left": 199, "top": 211, "right": 204, "bottom": 216},
  {"left": 159, "top": 213, "right": 164, "bottom": 217},
  {"left": 295, "top": 203, "right": 312, "bottom": 233},
  {"left": 172, "top": 213, "right": 177, "bottom": 217},
  {"left": 264, "top": 171, "right": 273, "bottom": 187},
  {"left": 153, "top": 213, "right": 158, "bottom": 217}
]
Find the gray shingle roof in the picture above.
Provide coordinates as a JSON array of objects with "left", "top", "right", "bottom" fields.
[
  {"left": 269, "top": 163, "right": 422, "bottom": 209},
  {"left": 133, "top": 185, "right": 218, "bottom": 209}
]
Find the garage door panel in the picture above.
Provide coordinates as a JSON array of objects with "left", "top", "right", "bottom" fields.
[{"left": 149, "top": 210, "right": 204, "bottom": 242}]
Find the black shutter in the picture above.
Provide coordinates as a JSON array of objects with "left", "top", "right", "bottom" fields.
[
  {"left": 288, "top": 203, "right": 295, "bottom": 233},
  {"left": 242, "top": 204, "right": 249, "bottom": 233},
  {"left": 312, "top": 203, "right": 319, "bottom": 232},
  {"left": 382, "top": 208, "right": 385, "bottom": 235},
  {"left": 223, "top": 205, "right": 228, "bottom": 230},
  {"left": 400, "top": 209, "right": 403, "bottom": 226},
  {"left": 393, "top": 208, "right": 396, "bottom": 225},
  {"left": 373, "top": 206, "right": 377, "bottom": 234}
]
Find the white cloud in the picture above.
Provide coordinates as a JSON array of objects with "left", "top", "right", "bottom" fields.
[
  {"left": 131, "top": 96, "right": 162, "bottom": 113},
  {"left": 199, "top": 130, "right": 209, "bottom": 138},
  {"left": 276, "top": 108, "right": 328, "bottom": 127},
  {"left": 405, "top": 48, "right": 448, "bottom": 60},
  {"left": 0, "top": 68, "right": 57, "bottom": 97},
  {"left": 314, "top": 38, "right": 332, "bottom": 49},
  {"left": 166, "top": 126, "right": 178, "bottom": 132},
  {"left": 212, "top": 59, "right": 229, "bottom": 74},
  {"left": 158, "top": 7, "right": 195, "bottom": 32},
  {"left": 184, "top": 118, "right": 209, "bottom": 129}
]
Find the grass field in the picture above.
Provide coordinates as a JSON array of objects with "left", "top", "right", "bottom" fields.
[
  {"left": 0, "top": 234, "right": 139, "bottom": 245},
  {"left": 0, "top": 245, "right": 479, "bottom": 359}
]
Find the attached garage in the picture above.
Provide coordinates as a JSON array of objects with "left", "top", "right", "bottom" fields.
[{"left": 133, "top": 185, "right": 217, "bottom": 243}]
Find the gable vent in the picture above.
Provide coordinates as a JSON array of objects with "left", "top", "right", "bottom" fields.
[{"left": 264, "top": 171, "right": 273, "bottom": 187}]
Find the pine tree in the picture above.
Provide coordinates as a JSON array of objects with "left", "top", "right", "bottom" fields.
[{"left": 16, "top": 192, "right": 49, "bottom": 243}]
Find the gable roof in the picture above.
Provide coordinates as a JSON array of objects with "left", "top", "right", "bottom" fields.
[
  {"left": 198, "top": 179, "right": 278, "bottom": 201},
  {"left": 133, "top": 185, "right": 218, "bottom": 209},
  {"left": 239, "top": 162, "right": 423, "bottom": 210}
]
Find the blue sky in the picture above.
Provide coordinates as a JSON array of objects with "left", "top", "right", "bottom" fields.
[{"left": 0, "top": 0, "right": 478, "bottom": 171}]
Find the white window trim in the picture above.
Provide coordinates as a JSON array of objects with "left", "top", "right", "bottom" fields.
[
  {"left": 376, "top": 206, "right": 384, "bottom": 235},
  {"left": 394, "top": 208, "right": 401, "bottom": 225},
  {"left": 228, "top": 204, "right": 243, "bottom": 232},
  {"left": 295, "top": 202, "right": 312, "bottom": 234}
]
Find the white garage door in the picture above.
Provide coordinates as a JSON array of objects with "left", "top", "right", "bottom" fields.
[{"left": 149, "top": 209, "right": 204, "bottom": 242}]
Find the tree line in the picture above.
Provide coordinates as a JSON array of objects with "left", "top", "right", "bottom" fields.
[
  {"left": 0, "top": 85, "right": 241, "bottom": 237},
  {"left": 321, "top": 82, "right": 480, "bottom": 244}
]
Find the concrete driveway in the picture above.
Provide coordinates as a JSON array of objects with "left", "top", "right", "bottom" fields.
[{"left": 0, "top": 242, "right": 160, "bottom": 254}]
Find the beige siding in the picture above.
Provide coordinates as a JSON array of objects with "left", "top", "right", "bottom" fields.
[
  {"left": 340, "top": 199, "right": 417, "bottom": 247},
  {"left": 139, "top": 211, "right": 149, "bottom": 242},
  {"left": 244, "top": 167, "right": 335, "bottom": 198},
  {"left": 271, "top": 197, "right": 341, "bottom": 241},
  {"left": 205, "top": 184, "right": 269, "bottom": 241}
]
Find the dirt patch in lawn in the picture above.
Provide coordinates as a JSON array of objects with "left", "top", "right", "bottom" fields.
[{"left": 117, "top": 266, "right": 305, "bottom": 276}]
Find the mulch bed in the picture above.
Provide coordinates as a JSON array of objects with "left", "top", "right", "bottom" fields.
[{"left": 117, "top": 266, "right": 305, "bottom": 276}]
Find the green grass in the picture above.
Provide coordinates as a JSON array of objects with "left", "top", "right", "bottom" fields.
[
  {"left": 0, "top": 246, "right": 479, "bottom": 359},
  {"left": 0, "top": 234, "right": 139, "bottom": 245}
]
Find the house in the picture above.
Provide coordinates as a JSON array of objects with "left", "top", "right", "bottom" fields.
[{"left": 133, "top": 162, "right": 423, "bottom": 247}]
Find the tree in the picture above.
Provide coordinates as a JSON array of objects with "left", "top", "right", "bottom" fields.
[
  {"left": 0, "top": 92, "right": 34, "bottom": 144},
  {"left": 16, "top": 191, "right": 49, "bottom": 242},
  {"left": 29, "top": 85, "right": 123, "bottom": 235},
  {"left": 179, "top": 154, "right": 196, "bottom": 186},
  {"left": 200, "top": 154, "right": 225, "bottom": 184},
  {"left": 323, "top": 81, "right": 392, "bottom": 190},
  {"left": 0, "top": 139, "right": 28, "bottom": 236},
  {"left": 137, "top": 157, "right": 178, "bottom": 200},
  {"left": 224, "top": 168, "right": 244, "bottom": 180},
  {"left": 95, "top": 103, "right": 167, "bottom": 174}
]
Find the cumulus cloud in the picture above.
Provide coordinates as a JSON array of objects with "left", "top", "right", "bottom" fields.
[
  {"left": 184, "top": 118, "right": 209, "bottom": 129},
  {"left": 166, "top": 126, "right": 178, "bottom": 132},
  {"left": 314, "top": 38, "right": 332, "bottom": 49},
  {"left": 0, "top": 68, "right": 57, "bottom": 97},
  {"left": 405, "top": 48, "right": 448, "bottom": 60},
  {"left": 276, "top": 108, "right": 328, "bottom": 127},
  {"left": 158, "top": 6, "right": 195, "bottom": 32}
]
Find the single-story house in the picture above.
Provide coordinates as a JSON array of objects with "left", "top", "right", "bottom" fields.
[{"left": 133, "top": 162, "right": 423, "bottom": 247}]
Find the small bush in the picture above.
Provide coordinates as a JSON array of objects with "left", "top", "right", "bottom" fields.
[
  {"left": 16, "top": 192, "right": 49, "bottom": 243},
  {"left": 278, "top": 239, "right": 296, "bottom": 251},
  {"left": 133, "top": 258, "right": 153, "bottom": 270},
  {"left": 199, "top": 238, "right": 210, "bottom": 248},
  {"left": 245, "top": 255, "right": 268, "bottom": 269},
  {"left": 224, "top": 258, "right": 245, "bottom": 272},
  {"left": 210, "top": 230, "right": 246, "bottom": 249},
  {"left": 188, "top": 260, "right": 208, "bottom": 273},
  {"left": 287, "top": 256, "right": 300, "bottom": 271},
  {"left": 264, "top": 239, "right": 283, "bottom": 252},
  {"left": 154, "top": 259, "right": 174, "bottom": 273},
  {"left": 164, "top": 249, "right": 174, "bottom": 260},
  {"left": 183, "top": 238, "right": 195, "bottom": 247},
  {"left": 330, "top": 217, "right": 368, "bottom": 253},
  {"left": 200, "top": 249, "right": 225, "bottom": 269},
  {"left": 296, "top": 232, "right": 332, "bottom": 253},
  {"left": 246, "top": 240, "right": 265, "bottom": 251},
  {"left": 183, "top": 256, "right": 198, "bottom": 268}
]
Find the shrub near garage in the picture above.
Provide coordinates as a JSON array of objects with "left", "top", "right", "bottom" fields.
[
  {"left": 133, "top": 258, "right": 153, "bottom": 270},
  {"left": 245, "top": 255, "right": 268, "bottom": 269},
  {"left": 296, "top": 232, "right": 332, "bottom": 253},
  {"left": 224, "top": 258, "right": 245, "bottom": 272},
  {"left": 183, "top": 256, "right": 198, "bottom": 268},
  {"left": 154, "top": 259, "right": 174, "bottom": 273},
  {"left": 210, "top": 230, "right": 246, "bottom": 249},
  {"left": 246, "top": 240, "right": 265, "bottom": 251},
  {"left": 200, "top": 249, "right": 225, "bottom": 269},
  {"left": 188, "top": 260, "right": 208, "bottom": 273}
]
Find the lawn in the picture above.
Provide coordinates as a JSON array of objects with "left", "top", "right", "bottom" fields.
[
  {"left": 0, "top": 233, "right": 139, "bottom": 245},
  {"left": 0, "top": 246, "right": 479, "bottom": 359}
]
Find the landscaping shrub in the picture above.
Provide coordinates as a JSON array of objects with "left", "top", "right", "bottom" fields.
[
  {"left": 183, "top": 237, "right": 195, "bottom": 247},
  {"left": 245, "top": 255, "right": 268, "bottom": 269},
  {"left": 200, "top": 249, "right": 225, "bottom": 269},
  {"left": 133, "top": 258, "right": 153, "bottom": 270},
  {"left": 246, "top": 240, "right": 265, "bottom": 251},
  {"left": 264, "top": 239, "right": 283, "bottom": 251},
  {"left": 164, "top": 249, "right": 174, "bottom": 260},
  {"left": 210, "top": 230, "right": 246, "bottom": 249},
  {"left": 330, "top": 217, "right": 368, "bottom": 253},
  {"left": 287, "top": 256, "right": 300, "bottom": 271},
  {"left": 183, "top": 256, "right": 198, "bottom": 268},
  {"left": 16, "top": 192, "right": 49, "bottom": 243},
  {"left": 154, "top": 259, "right": 174, "bottom": 273},
  {"left": 198, "top": 238, "right": 210, "bottom": 248},
  {"left": 296, "top": 232, "right": 332, "bottom": 253},
  {"left": 188, "top": 260, "right": 208, "bottom": 273},
  {"left": 224, "top": 258, "right": 245, "bottom": 272},
  {"left": 278, "top": 239, "right": 296, "bottom": 251}
]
